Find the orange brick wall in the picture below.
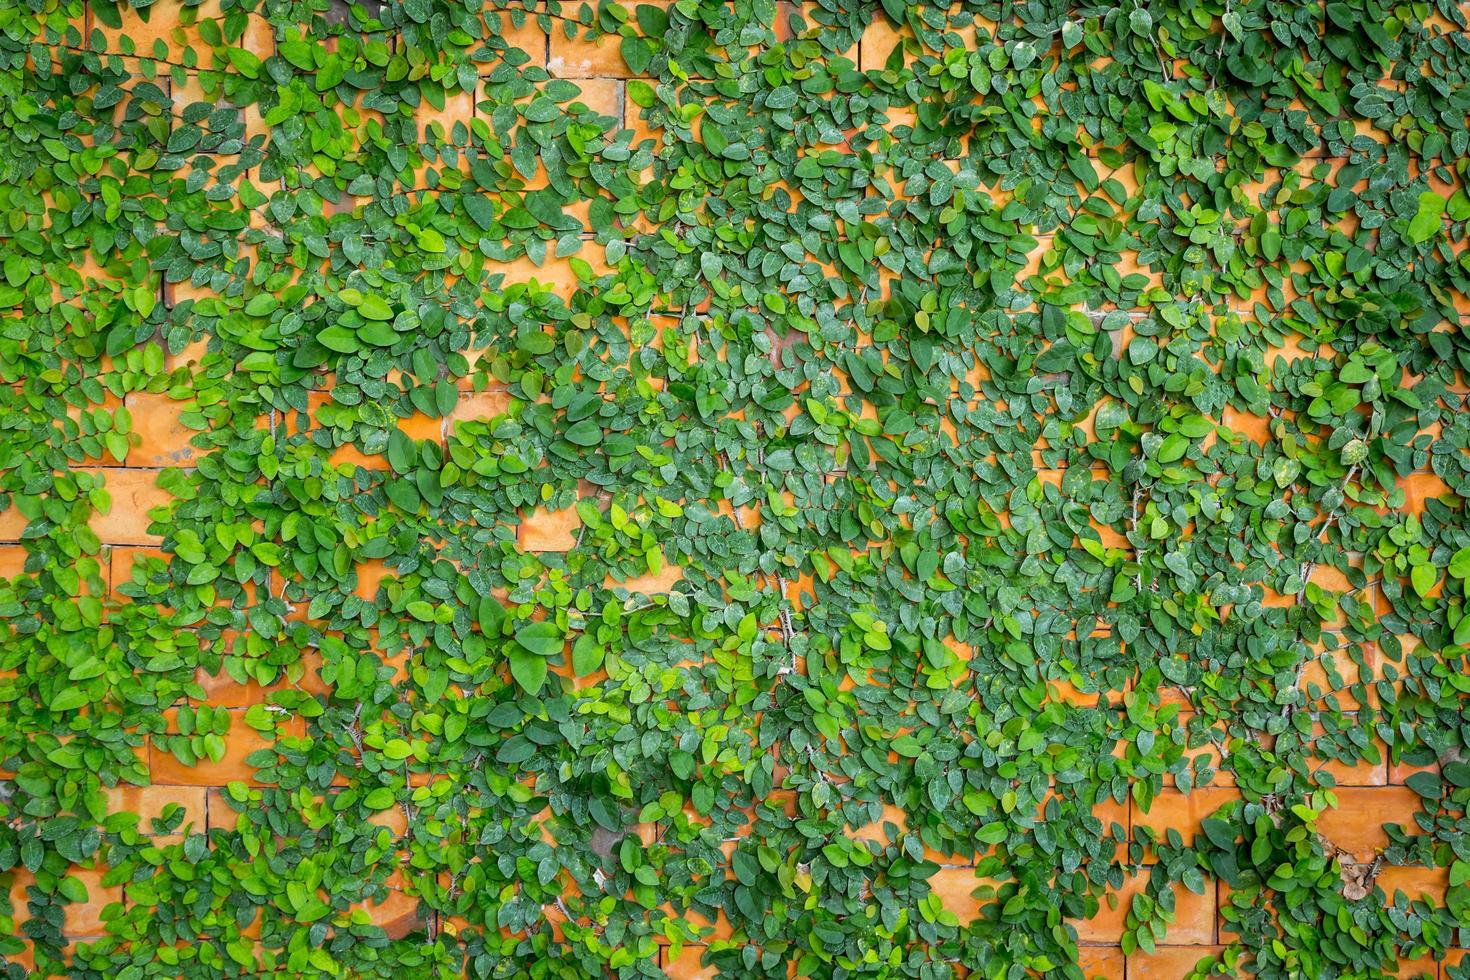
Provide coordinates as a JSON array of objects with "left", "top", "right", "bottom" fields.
[{"left": 4, "top": 3, "right": 1465, "bottom": 978}]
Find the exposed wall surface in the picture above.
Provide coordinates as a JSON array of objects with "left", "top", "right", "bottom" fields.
[{"left": 2, "top": 0, "right": 1470, "bottom": 978}]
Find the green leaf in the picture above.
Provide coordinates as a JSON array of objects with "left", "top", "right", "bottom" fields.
[
  {"left": 507, "top": 648, "right": 547, "bottom": 695},
  {"left": 478, "top": 595, "right": 506, "bottom": 636},
  {"left": 572, "top": 634, "right": 604, "bottom": 676},
  {"left": 1404, "top": 771, "right": 1443, "bottom": 799},
  {"left": 1411, "top": 563, "right": 1438, "bottom": 598},
  {"left": 50, "top": 688, "right": 88, "bottom": 713},
  {"left": 515, "top": 621, "right": 564, "bottom": 658},
  {"left": 1407, "top": 191, "right": 1445, "bottom": 244},
  {"left": 464, "top": 194, "right": 496, "bottom": 231},
  {"left": 359, "top": 295, "right": 394, "bottom": 321},
  {"left": 318, "top": 326, "right": 359, "bottom": 353}
]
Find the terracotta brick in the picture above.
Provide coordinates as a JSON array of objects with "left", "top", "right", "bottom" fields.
[
  {"left": 0, "top": 499, "right": 28, "bottom": 542},
  {"left": 852, "top": 803, "right": 908, "bottom": 844},
  {"left": 367, "top": 804, "right": 409, "bottom": 838},
  {"left": 0, "top": 544, "right": 28, "bottom": 579},
  {"left": 520, "top": 505, "right": 580, "bottom": 551},
  {"left": 124, "top": 391, "right": 200, "bottom": 466},
  {"left": 14, "top": 865, "right": 124, "bottom": 937},
  {"left": 1074, "top": 876, "right": 1215, "bottom": 946},
  {"left": 353, "top": 878, "right": 422, "bottom": 939},
  {"left": 1300, "top": 640, "right": 1379, "bottom": 710},
  {"left": 928, "top": 867, "right": 986, "bottom": 921},
  {"left": 110, "top": 545, "right": 166, "bottom": 597},
  {"left": 307, "top": 391, "right": 442, "bottom": 466},
  {"left": 1316, "top": 742, "right": 1389, "bottom": 787},
  {"left": 354, "top": 558, "right": 393, "bottom": 602},
  {"left": 550, "top": 18, "right": 644, "bottom": 78},
  {"left": 1388, "top": 757, "right": 1438, "bottom": 786},
  {"left": 1132, "top": 788, "right": 1240, "bottom": 848},
  {"left": 446, "top": 388, "right": 511, "bottom": 435},
  {"left": 192, "top": 654, "right": 320, "bottom": 709},
  {"left": 104, "top": 785, "right": 208, "bottom": 838},
  {"left": 1316, "top": 788, "right": 1422, "bottom": 862},
  {"left": 1077, "top": 946, "right": 1125, "bottom": 980},
  {"left": 149, "top": 709, "right": 292, "bottom": 786},
  {"left": 486, "top": 8, "right": 548, "bottom": 63},
  {"left": 1127, "top": 945, "right": 1225, "bottom": 979},
  {"left": 663, "top": 945, "right": 714, "bottom": 980},
  {"left": 624, "top": 91, "right": 664, "bottom": 158},
  {"left": 1220, "top": 406, "right": 1270, "bottom": 445},
  {"left": 1376, "top": 865, "right": 1448, "bottom": 904},
  {"left": 171, "top": 72, "right": 271, "bottom": 158},
  {"left": 607, "top": 561, "right": 683, "bottom": 593},
  {"left": 1398, "top": 472, "right": 1451, "bottom": 514},
  {"left": 859, "top": 16, "right": 904, "bottom": 71},
  {"left": 494, "top": 251, "right": 607, "bottom": 303},
  {"left": 82, "top": 468, "right": 172, "bottom": 545},
  {"left": 204, "top": 788, "right": 238, "bottom": 831},
  {"left": 415, "top": 89, "right": 475, "bottom": 144},
  {"left": 93, "top": 0, "right": 274, "bottom": 65},
  {"left": 569, "top": 77, "right": 621, "bottom": 119}
]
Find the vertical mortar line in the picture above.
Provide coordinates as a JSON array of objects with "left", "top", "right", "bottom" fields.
[{"left": 543, "top": 0, "right": 551, "bottom": 66}]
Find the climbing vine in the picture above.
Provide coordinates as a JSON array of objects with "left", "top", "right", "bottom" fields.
[{"left": 2, "top": 0, "right": 1470, "bottom": 976}]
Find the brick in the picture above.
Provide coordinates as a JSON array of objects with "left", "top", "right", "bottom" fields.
[
  {"left": 624, "top": 91, "right": 664, "bottom": 161},
  {"left": 149, "top": 709, "right": 292, "bottom": 786},
  {"left": 93, "top": 0, "right": 274, "bottom": 65},
  {"left": 1316, "top": 788, "right": 1422, "bottom": 862},
  {"left": 663, "top": 945, "right": 714, "bottom": 979},
  {"left": 1077, "top": 946, "right": 1124, "bottom": 979},
  {"left": 171, "top": 71, "right": 272, "bottom": 169},
  {"left": 1220, "top": 405, "right": 1270, "bottom": 446},
  {"left": 1398, "top": 472, "right": 1451, "bottom": 514},
  {"left": 353, "top": 876, "right": 422, "bottom": 940},
  {"left": 446, "top": 388, "right": 511, "bottom": 435},
  {"left": 1300, "top": 640, "right": 1379, "bottom": 710},
  {"left": 0, "top": 545, "right": 28, "bottom": 579},
  {"left": 550, "top": 16, "right": 644, "bottom": 78},
  {"left": 110, "top": 545, "right": 165, "bottom": 597},
  {"left": 192, "top": 652, "right": 320, "bottom": 709},
  {"left": 307, "top": 392, "right": 442, "bottom": 466},
  {"left": 851, "top": 803, "right": 908, "bottom": 845},
  {"left": 0, "top": 498, "right": 29, "bottom": 542},
  {"left": 205, "top": 788, "right": 239, "bottom": 831},
  {"left": 607, "top": 560, "right": 683, "bottom": 593},
  {"left": 520, "top": 505, "right": 580, "bottom": 551},
  {"left": 484, "top": 8, "right": 547, "bottom": 63},
  {"left": 10, "top": 865, "right": 123, "bottom": 937},
  {"left": 124, "top": 391, "right": 200, "bottom": 466},
  {"left": 1074, "top": 876, "right": 1215, "bottom": 946},
  {"left": 494, "top": 250, "right": 609, "bottom": 304},
  {"left": 415, "top": 89, "right": 475, "bottom": 144},
  {"left": 928, "top": 867, "right": 986, "bottom": 921},
  {"left": 858, "top": 15, "right": 903, "bottom": 71},
  {"left": 1388, "top": 756, "right": 1438, "bottom": 786},
  {"left": 1132, "top": 788, "right": 1240, "bottom": 848},
  {"left": 354, "top": 558, "right": 393, "bottom": 602},
  {"left": 104, "top": 785, "right": 207, "bottom": 839},
  {"left": 1376, "top": 865, "right": 1447, "bottom": 904},
  {"left": 82, "top": 468, "right": 172, "bottom": 545},
  {"left": 1127, "top": 946, "right": 1225, "bottom": 979},
  {"left": 568, "top": 77, "right": 621, "bottom": 120}
]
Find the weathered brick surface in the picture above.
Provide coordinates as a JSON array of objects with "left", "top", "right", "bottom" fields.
[
  {"left": 519, "top": 504, "right": 580, "bottom": 552},
  {"left": 82, "top": 468, "right": 171, "bottom": 545}
]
